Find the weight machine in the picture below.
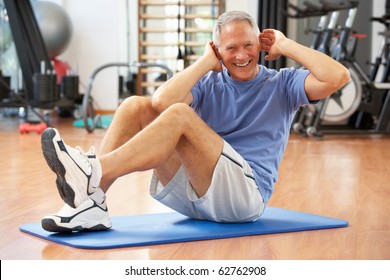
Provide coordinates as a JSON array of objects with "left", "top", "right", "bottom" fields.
[{"left": 1, "top": 0, "right": 173, "bottom": 134}]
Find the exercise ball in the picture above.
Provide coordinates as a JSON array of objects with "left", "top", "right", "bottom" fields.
[
  {"left": 0, "top": 6, "right": 12, "bottom": 53},
  {"left": 32, "top": 1, "right": 73, "bottom": 58}
]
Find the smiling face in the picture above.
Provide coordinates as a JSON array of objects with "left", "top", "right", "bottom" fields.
[{"left": 218, "top": 21, "right": 261, "bottom": 82}]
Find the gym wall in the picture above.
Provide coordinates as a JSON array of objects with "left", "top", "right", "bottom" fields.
[{"left": 46, "top": 0, "right": 381, "bottom": 111}]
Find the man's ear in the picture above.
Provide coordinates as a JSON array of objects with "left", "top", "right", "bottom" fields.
[
  {"left": 215, "top": 48, "right": 222, "bottom": 60},
  {"left": 258, "top": 34, "right": 264, "bottom": 52},
  {"left": 210, "top": 41, "right": 222, "bottom": 60}
]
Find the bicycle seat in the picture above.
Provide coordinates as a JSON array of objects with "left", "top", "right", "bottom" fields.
[
  {"left": 371, "top": 15, "right": 390, "bottom": 28},
  {"left": 320, "top": 0, "right": 359, "bottom": 12},
  {"left": 285, "top": 1, "right": 328, "bottom": 18}
]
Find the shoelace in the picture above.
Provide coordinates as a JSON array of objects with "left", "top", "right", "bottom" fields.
[{"left": 74, "top": 146, "right": 95, "bottom": 167}]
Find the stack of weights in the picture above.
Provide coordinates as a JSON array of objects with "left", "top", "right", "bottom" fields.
[
  {"left": 61, "top": 74, "right": 79, "bottom": 100},
  {"left": 0, "top": 71, "right": 11, "bottom": 100},
  {"left": 32, "top": 61, "right": 59, "bottom": 104}
]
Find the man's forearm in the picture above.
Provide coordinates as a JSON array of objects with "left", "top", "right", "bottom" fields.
[
  {"left": 277, "top": 37, "right": 350, "bottom": 100},
  {"left": 282, "top": 38, "right": 347, "bottom": 83},
  {"left": 152, "top": 56, "right": 215, "bottom": 111}
]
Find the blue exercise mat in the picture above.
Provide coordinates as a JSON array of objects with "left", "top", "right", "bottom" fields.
[{"left": 19, "top": 207, "right": 348, "bottom": 249}]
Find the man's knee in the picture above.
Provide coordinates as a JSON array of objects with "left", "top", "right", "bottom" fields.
[
  {"left": 120, "top": 96, "right": 159, "bottom": 126},
  {"left": 120, "top": 95, "right": 152, "bottom": 111},
  {"left": 163, "top": 103, "right": 196, "bottom": 123}
]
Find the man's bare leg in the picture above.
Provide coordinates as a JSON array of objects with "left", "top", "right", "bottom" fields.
[
  {"left": 39, "top": 96, "right": 223, "bottom": 232},
  {"left": 97, "top": 96, "right": 160, "bottom": 192},
  {"left": 99, "top": 102, "right": 224, "bottom": 197}
]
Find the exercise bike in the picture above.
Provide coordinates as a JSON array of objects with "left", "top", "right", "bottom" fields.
[
  {"left": 305, "top": 3, "right": 390, "bottom": 136},
  {"left": 288, "top": 0, "right": 360, "bottom": 135},
  {"left": 290, "top": 0, "right": 390, "bottom": 137}
]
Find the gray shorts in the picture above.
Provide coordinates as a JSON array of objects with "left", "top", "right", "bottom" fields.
[{"left": 150, "top": 141, "right": 265, "bottom": 223}]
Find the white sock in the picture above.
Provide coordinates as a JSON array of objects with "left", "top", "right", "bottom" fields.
[{"left": 89, "top": 187, "right": 106, "bottom": 205}]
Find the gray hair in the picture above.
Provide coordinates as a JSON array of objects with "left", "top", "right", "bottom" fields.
[{"left": 213, "top": 11, "right": 260, "bottom": 47}]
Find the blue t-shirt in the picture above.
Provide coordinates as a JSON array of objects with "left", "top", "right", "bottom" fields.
[{"left": 191, "top": 66, "right": 311, "bottom": 202}]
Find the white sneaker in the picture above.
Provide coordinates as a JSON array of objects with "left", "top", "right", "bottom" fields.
[
  {"left": 41, "top": 198, "right": 112, "bottom": 232},
  {"left": 41, "top": 128, "right": 102, "bottom": 208}
]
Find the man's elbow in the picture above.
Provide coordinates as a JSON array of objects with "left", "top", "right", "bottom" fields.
[
  {"left": 328, "top": 67, "right": 350, "bottom": 94},
  {"left": 307, "top": 67, "right": 351, "bottom": 101},
  {"left": 338, "top": 67, "right": 351, "bottom": 88}
]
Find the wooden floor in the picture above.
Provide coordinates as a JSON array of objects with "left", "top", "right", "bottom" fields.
[{"left": 0, "top": 114, "right": 389, "bottom": 260}]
